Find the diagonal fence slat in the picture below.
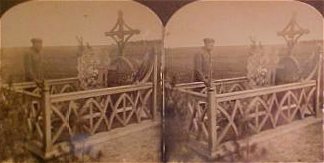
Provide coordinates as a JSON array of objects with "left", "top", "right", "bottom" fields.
[
  {"left": 215, "top": 80, "right": 317, "bottom": 145},
  {"left": 48, "top": 83, "right": 154, "bottom": 145},
  {"left": 171, "top": 79, "right": 318, "bottom": 158}
]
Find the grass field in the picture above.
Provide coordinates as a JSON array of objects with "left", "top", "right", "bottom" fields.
[
  {"left": 0, "top": 40, "right": 321, "bottom": 84},
  {"left": 0, "top": 40, "right": 160, "bottom": 83},
  {"left": 166, "top": 40, "right": 322, "bottom": 83}
]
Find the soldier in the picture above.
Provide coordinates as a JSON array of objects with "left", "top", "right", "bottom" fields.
[
  {"left": 24, "top": 38, "right": 44, "bottom": 83},
  {"left": 193, "top": 38, "right": 215, "bottom": 87}
]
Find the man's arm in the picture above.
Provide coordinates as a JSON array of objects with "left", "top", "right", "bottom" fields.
[
  {"left": 194, "top": 53, "right": 206, "bottom": 81},
  {"left": 195, "top": 53, "right": 211, "bottom": 87},
  {"left": 24, "top": 52, "right": 34, "bottom": 81}
]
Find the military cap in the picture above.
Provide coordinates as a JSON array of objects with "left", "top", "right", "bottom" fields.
[
  {"left": 203, "top": 38, "right": 215, "bottom": 44},
  {"left": 31, "top": 38, "right": 43, "bottom": 43}
]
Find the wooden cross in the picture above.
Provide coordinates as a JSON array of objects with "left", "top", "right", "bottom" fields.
[
  {"left": 277, "top": 13, "right": 309, "bottom": 54},
  {"left": 105, "top": 10, "right": 140, "bottom": 56}
]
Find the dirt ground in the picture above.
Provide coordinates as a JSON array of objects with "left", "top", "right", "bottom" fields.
[
  {"left": 250, "top": 122, "right": 323, "bottom": 162},
  {"left": 98, "top": 125, "right": 162, "bottom": 162},
  {"left": 4, "top": 119, "right": 321, "bottom": 162},
  {"left": 92, "top": 117, "right": 322, "bottom": 162}
]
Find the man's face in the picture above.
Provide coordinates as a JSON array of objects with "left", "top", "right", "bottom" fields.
[
  {"left": 33, "top": 42, "right": 43, "bottom": 52},
  {"left": 204, "top": 42, "right": 214, "bottom": 52}
]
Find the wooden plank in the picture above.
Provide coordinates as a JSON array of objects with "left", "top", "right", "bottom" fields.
[
  {"left": 173, "top": 88, "right": 207, "bottom": 100},
  {"left": 216, "top": 80, "right": 316, "bottom": 102},
  {"left": 50, "top": 83, "right": 152, "bottom": 102},
  {"left": 316, "top": 50, "right": 323, "bottom": 118},
  {"left": 2, "top": 77, "right": 78, "bottom": 89},
  {"left": 1, "top": 86, "right": 42, "bottom": 98},
  {"left": 42, "top": 82, "right": 53, "bottom": 153},
  {"left": 175, "top": 76, "right": 248, "bottom": 89},
  {"left": 152, "top": 45, "right": 158, "bottom": 121},
  {"left": 207, "top": 88, "right": 217, "bottom": 154},
  {"left": 47, "top": 77, "right": 78, "bottom": 85}
]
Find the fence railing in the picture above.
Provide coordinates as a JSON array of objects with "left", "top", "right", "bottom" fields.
[
  {"left": 175, "top": 76, "right": 249, "bottom": 94},
  {"left": 214, "top": 80, "right": 317, "bottom": 145},
  {"left": 169, "top": 77, "right": 249, "bottom": 143},
  {"left": 1, "top": 77, "right": 78, "bottom": 151},
  {"left": 1, "top": 86, "right": 44, "bottom": 149},
  {"left": 0, "top": 44, "right": 160, "bottom": 159},
  {"left": 49, "top": 83, "right": 154, "bottom": 145},
  {"left": 2, "top": 77, "right": 79, "bottom": 96},
  {"left": 170, "top": 87, "right": 208, "bottom": 141},
  {"left": 45, "top": 82, "right": 155, "bottom": 156},
  {"left": 1, "top": 80, "right": 156, "bottom": 158},
  {"left": 171, "top": 79, "right": 319, "bottom": 158}
]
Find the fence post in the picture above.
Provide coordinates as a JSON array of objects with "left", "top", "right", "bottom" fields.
[
  {"left": 152, "top": 43, "right": 158, "bottom": 121},
  {"left": 41, "top": 80, "right": 52, "bottom": 157},
  {"left": 0, "top": 48, "right": 2, "bottom": 91},
  {"left": 207, "top": 86, "right": 217, "bottom": 157},
  {"left": 316, "top": 46, "right": 323, "bottom": 118}
]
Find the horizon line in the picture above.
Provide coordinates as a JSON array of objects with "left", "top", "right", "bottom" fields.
[{"left": 1, "top": 39, "right": 322, "bottom": 49}]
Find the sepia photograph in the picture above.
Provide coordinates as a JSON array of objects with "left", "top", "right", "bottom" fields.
[
  {"left": 1, "top": 1, "right": 162, "bottom": 162},
  {"left": 0, "top": 0, "right": 323, "bottom": 162},
  {"left": 164, "top": 0, "right": 323, "bottom": 162}
]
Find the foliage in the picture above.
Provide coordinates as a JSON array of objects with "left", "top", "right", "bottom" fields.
[
  {"left": 76, "top": 37, "right": 101, "bottom": 90},
  {"left": 246, "top": 39, "right": 278, "bottom": 87},
  {"left": 0, "top": 84, "right": 103, "bottom": 162},
  {"left": 0, "top": 86, "right": 32, "bottom": 162}
]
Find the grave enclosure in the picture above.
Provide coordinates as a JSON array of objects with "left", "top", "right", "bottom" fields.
[
  {"left": 0, "top": 11, "right": 160, "bottom": 159},
  {"left": 167, "top": 16, "right": 323, "bottom": 159},
  {"left": 0, "top": 8, "right": 323, "bottom": 161}
]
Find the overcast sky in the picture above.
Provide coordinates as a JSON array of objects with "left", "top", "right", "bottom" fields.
[
  {"left": 165, "top": 0, "right": 323, "bottom": 47},
  {"left": 0, "top": 0, "right": 162, "bottom": 48},
  {"left": 1, "top": 0, "right": 323, "bottom": 48}
]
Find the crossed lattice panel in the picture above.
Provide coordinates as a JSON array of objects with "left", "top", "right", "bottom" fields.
[
  {"left": 50, "top": 88, "right": 153, "bottom": 144},
  {"left": 1, "top": 88, "right": 44, "bottom": 145},
  {"left": 170, "top": 89, "right": 209, "bottom": 142},
  {"left": 50, "top": 83, "right": 78, "bottom": 94},
  {"left": 26, "top": 87, "right": 41, "bottom": 96},
  {"left": 216, "top": 86, "right": 316, "bottom": 144},
  {"left": 187, "top": 99, "right": 209, "bottom": 141},
  {"left": 180, "top": 80, "right": 249, "bottom": 95},
  {"left": 19, "top": 82, "right": 78, "bottom": 96},
  {"left": 25, "top": 97, "right": 44, "bottom": 145},
  {"left": 171, "top": 82, "right": 248, "bottom": 143}
]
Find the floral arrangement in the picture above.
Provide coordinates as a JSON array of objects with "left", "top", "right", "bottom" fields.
[
  {"left": 247, "top": 39, "right": 278, "bottom": 88},
  {"left": 76, "top": 38, "right": 101, "bottom": 90}
]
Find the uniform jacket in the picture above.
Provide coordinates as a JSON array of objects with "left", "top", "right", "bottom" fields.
[
  {"left": 24, "top": 48, "right": 44, "bottom": 81},
  {"left": 193, "top": 47, "right": 212, "bottom": 82}
]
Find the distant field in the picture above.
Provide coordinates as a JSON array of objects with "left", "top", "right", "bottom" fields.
[
  {"left": 166, "top": 41, "right": 322, "bottom": 83},
  {"left": 166, "top": 45, "right": 249, "bottom": 82},
  {"left": 0, "top": 41, "right": 160, "bottom": 83},
  {"left": 0, "top": 40, "right": 321, "bottom": 84},
  {"left": 1, "top": 46, "right": 79, "bottom": 82}
]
